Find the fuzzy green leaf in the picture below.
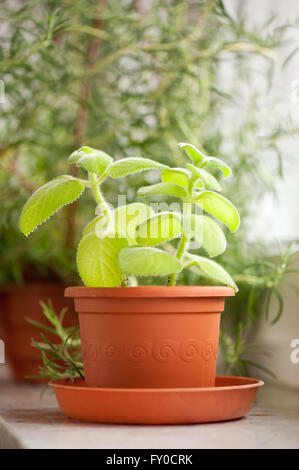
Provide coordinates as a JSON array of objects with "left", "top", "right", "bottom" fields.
[
  {"left": 68, "top": 146, "right": 94, "bottom": 164},
  {"left": 82, "top": 215, "right": 105, "bottom": 237},
  {"left": 194, "top": 179, "right": 204, "bottom": 189},
  {"left": 191, "top": 215, "right": 226, "bottom": 257},
  {"left": 188, "top": 255, "right": 238, "bottom": 291},
  {"left": 194, "top": 191, "right": 240, "bottom": 232},
  {"left": 161, "top": 168, "right": 191, "bottom": 188},
  {"left": 138, "top": 182, "right": 188, "bottom": 199},
  {"left": 202, "top": 156, "right": 232, "bottom": 177},
  {"left": 19, "top": 176, "right": 86, "bottom": 236},
  {"left": 118, "top": 246, "right": 183, "bottom": 276},
  {"left": 77, "top": 232, "right": 128, "bottom": 287},
  {"left": 83, "top": 203, "right": 154, "bottom": 242},
  {"left": 114, "top": 203, "right": 155, "bottom": 244},
  {"left": 76, "top": 150, "right": 113, "bottom": 175},
  {"left": 187, "top": 164, "right": 221, "bottom": 191},
  {"left": 178, "top": 142, "right": 205, "bottom": 164},
  {"left": 107, "top": 157, "right": 167, "bottom": 178},
  {"left": 136, "top": 212, "right": 182, "bottom": 246}
]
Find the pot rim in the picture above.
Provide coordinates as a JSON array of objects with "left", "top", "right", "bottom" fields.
[
  {"left": 65, "top": 285, "right": 235, "bottom": 298},
  {"left": 50, "top": 375, "right": 263, "bottom": 392}
]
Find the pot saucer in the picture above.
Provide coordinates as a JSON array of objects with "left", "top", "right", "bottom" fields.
[{"left": 50, "top": 375, "right": 263, "bottom": 424}]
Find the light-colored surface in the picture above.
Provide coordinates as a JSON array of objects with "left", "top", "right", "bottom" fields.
[{"left": 0, "top": 364, "right": 298, "bottom": 449}]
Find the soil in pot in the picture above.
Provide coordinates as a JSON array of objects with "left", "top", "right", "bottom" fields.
[
  {"left": 65, "top": 286, "right": 234, "bottom": 388},
  {"left": 0, "top": 282, "right": 77, "bottom": 381}
]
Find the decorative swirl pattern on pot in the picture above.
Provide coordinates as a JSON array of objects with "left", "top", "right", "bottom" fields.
[
  {"left": 179, "top": 339, "right": 201, "bottom": 362},
  {"left": 152, "top": 340, "right": 179, "bottom": 363},
  {"left": 102, "top": 341, "right": 120, "bottom": 362},
  {"left": 212, "top": 342, "right": 218, "bottom": 360},
  {"left": 127, "top": 341, "right": 152, "bottom": 363},
  {"left": 86, "top": 340, "right": 98, "bottom": 362},
  {"left": 82, "top": 339, "right": 218, "bottom": 363},
  {"left": 201, "top": 341, "right": 217, "bottom": 362}
]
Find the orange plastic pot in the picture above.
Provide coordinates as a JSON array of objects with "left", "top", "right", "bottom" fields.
[
  {"left": 0, "top": 283, "right": 77, "bottom": 381},
  {"left": 65, "top": 286, "right": 234, "bottom": 388}
]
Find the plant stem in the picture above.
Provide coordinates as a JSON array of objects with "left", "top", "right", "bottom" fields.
[
  {"left": 167, "top": 232, "right": 191, "bottom": 286},
  {"left": 90, "top": 173, "right": 112, "bottom": 229},
  {"left": 167, "top": 202, "right": 192, "bottom": 286}
]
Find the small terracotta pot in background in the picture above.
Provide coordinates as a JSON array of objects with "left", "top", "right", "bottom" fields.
[
  {"left": 0, "top": 283, "right": 77, "bottom": 381},
  {"left": 65, "top": 286, "right": 234, "bottom": 388}
]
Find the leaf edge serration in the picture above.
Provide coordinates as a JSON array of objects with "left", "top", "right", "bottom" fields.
[{"left": 19, "top": 178, "right": 86, "bottom": 237}]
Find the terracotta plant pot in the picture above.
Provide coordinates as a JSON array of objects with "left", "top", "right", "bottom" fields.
[
  {"left": 0, "top": 283, "right": 77, "bottom": 381},
  {"left": 65, "top": 286, "right": 234, "bottom": 388}
]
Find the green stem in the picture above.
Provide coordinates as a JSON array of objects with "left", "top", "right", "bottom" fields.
[
  {"left": 167, "top": 232, "right": 191, "bottom": 287},
  {"left": 188, "top": 174, "right": 198, "bottom": 195},
  {"left": 90, "top": 172, "right": 112, "bottom": 229}
]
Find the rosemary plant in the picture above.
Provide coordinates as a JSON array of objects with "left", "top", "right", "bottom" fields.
[{"left": 28, "top": 301, "right": 83, "bottom": 381}]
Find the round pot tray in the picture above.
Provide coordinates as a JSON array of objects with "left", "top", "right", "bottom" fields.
[{"left": 50, "top": 376, "right": 263, "bottom": 424}]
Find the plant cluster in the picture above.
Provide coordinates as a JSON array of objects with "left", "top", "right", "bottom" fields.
[
  {"left": 28, "top": 301, "right": 83, "bottom": 382},
  {"left": 0, "top": 0, "right": 292, "bottom": 285},
  {"left": 20, "top": 143, "right": 240, "bottom": 289}
]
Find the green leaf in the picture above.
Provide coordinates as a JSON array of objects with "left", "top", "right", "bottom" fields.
[
  {"left": 114, "top": 203, "right": 155, "bottom": 244},
  {"left": 194, "top": 179, "right": 204, "bottom": 189},
  {"left": 187, "top": 164, "right": 221, "bottom": 191},
  {"left": 178, "top": 142, "right": 205, "bottom": 164},
  {"left": 19, "top": 176, "right": 86, "bottom": 236},
  {"left": 107, "top": 157, "right": 167, "bottom": 178},
  {"left": 82, "top": 215, "right": 105, "bottom": 237},
  {"left": 76, "top": 150, "right": 113, "bottom": 176},
  {"left": 138, "top": 182, "right": 188, "bottom": 199},
  {"left": 77, "top": 232, "right": 128, "bottom": 287},
  {"left": 194, "top": 191, "right": 240, "bottom": 232},
  {"left": 83, "top": 204, "right": 154, "bottom": 242},
  {"left": 188, "top": 255, "right": 238, "bottom": 291},
  {"left": 177, "top": 144, "right": 231, "bottom": 178},
  {"left": 161, "top": 168, "right": 191, "bottom": 188},
  {"left": 68, "top": 146, "right": 94, "bottom": 164},
  {"left": 265, "top": 288, "right": 284, "bottom": 325},
  {"left": 202, "top": 157, "right": 232, "bottom": 177},
  {"left": 118, "top": 246, "right": 183, "bottom": 277},
  {"left": 136, "top": 212, "right": 182, "bottom": 246},
  {"left": 190, "top": 215, "right": 226, "bottom": 257}
]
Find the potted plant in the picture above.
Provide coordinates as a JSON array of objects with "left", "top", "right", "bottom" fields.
[
  {"left": 0, "top": 208, "right": 78, "bottom": 381},
  {"left": 3, "top": 0, "right": 292, "bottom": 385},
  {"left": 19, "top": 142, "right": 240, "bottom": 389}
]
